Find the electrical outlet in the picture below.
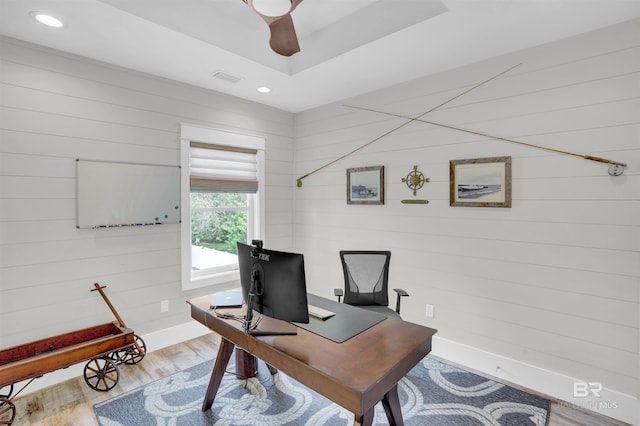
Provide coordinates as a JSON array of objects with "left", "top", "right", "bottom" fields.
[
  {"left": 425, "top": 304, "right": 434, "bottom": 318},
  {"left": 161, "top": 300, "right": 169, "bottom": 313}
]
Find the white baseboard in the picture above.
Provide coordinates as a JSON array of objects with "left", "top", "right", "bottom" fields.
[
  {"left": 431, "top": 336, "right": 639, "bottom": 426},
  {"left": 10, "top": 321, "right": 211, "bottom": 397},
  {"left": 10, "top": 325, "right": 638, "bottom": 425}
]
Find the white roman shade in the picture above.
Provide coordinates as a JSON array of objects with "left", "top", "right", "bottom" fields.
[{"left": 189, "top": 142, "right": 258, "bottom": 193}]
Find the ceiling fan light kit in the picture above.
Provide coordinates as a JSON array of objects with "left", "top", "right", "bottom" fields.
[
  {"left": 244, "top": 0, "right": 303, "bottom": 57},
  {"left": 251, "top": 0, "right": 292, "bottom": 17}
]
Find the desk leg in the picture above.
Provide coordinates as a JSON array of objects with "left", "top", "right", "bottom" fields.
[
  {"left": 201, "top": 338, "right": 234, "bottom": 412},
  {"left": 235, "top": 348, "right": 278, "bottom": 378},
  {"left": 235, "top": 349, "right": 257, "bottom": 379},
  {"left": 355, "top": 384, "right": 403, "bottom": 426},
  {"left": 266, "top": 363, "right": 278, "bottom": 375},
  {"left": 354, "top": 410, "right": 374, "bottom": 426},
  {"left": 381, "top": 384, "right": 404, "bottom": 426}
]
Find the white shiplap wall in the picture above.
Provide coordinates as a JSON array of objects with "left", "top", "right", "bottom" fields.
[
  {"left": 0, "top": 37, "right": 294, "bottom": 347},
  {"left": 1, "top": 19, "right": 638, "bottom": 424},
  {"left": 293, "top": 18, "right": 639, "bottom": 411}
]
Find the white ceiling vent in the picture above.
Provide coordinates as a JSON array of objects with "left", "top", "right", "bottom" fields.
[{"left": 211, "top": 70, "right": 242, "bottom": 84}]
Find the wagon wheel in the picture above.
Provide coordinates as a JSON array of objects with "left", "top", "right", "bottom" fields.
[
  {"left": 116, "top": 334, "right": 146, "bottom": 365},
  {"left": 0, "top": 397, "right": 15, "bottom": 426},
  {"left": 106, "top": 351, "right": 121, "bottom": 363},
  {"left": 0, "top": 385, "right": 12, "bottom": 401},
  {"left": 84, "top": 357, "right": 120, "bottom": 392}
]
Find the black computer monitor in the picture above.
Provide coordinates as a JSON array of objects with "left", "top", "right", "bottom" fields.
[{"left": 237, "top": 240, "right": 309, "bottom": 335}]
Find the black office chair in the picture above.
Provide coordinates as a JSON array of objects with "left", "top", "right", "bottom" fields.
[{"left": 334, "top": 250, "right": 409, "bottom": 318}]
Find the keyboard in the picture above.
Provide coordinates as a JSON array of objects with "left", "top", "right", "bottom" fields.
[{"left": 307, "top": 304, "right": 335, "bottom": 320}]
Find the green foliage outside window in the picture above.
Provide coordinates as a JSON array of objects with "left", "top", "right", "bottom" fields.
[{"left": 191, "top": 193, "right": 247, "bottom": 254}]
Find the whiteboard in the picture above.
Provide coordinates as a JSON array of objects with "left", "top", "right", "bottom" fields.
[{"left": 76, "top": 160, "right": 181, "bottom": 228}]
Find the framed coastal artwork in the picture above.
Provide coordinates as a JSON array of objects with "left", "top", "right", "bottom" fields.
[
  {"left": 347, "top": 166, "right": 384, "bottom": 205},
  {"left": 450, "top": 156, "right": 511, "bottom": 208}
]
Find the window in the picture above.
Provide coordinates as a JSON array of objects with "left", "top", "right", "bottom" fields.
[{"left": 180, "top": 124, "right": 265, "bottom": 290}]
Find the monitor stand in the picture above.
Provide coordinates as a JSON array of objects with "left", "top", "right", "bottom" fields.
[{"left": 244, "top": 292, "right": 297, "bottom": 336}]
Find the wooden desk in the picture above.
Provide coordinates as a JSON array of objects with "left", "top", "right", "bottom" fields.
[{"left": 187, "top": 294, "right": 437, "bottom": 426}]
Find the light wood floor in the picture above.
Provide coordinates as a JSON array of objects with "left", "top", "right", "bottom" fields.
[{"left": 4, "top": 332, "right": 628, "bottom": 426}]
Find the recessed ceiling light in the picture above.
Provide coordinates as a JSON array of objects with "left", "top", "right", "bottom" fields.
[
  {"left": 257, "top": 87, "right": 271, "bottom": 93},
  {"left": 31, "top": 12, "right": 64, "bottom": 28}
]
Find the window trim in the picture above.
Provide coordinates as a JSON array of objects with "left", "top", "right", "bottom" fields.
[{"left": 180, "top": 123, "right": 265, "bottom": 291}]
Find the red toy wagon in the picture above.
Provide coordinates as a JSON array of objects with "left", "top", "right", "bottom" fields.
[{"left": 0, "top": 284, "right": 146, "bottom": 425}]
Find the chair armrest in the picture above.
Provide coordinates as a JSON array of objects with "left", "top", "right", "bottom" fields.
[
  {"left": 393, "top": 288, "right": 409, "bottom": 314},
  {"left": 334, "top": 288, "right": 344, "bottom": 303}
]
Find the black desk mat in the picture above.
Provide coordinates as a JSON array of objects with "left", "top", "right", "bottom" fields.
[{"left": 294, "top": 294, "right": 386, "bottom": 343}]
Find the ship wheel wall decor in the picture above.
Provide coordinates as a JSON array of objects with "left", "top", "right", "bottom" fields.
[
  {"left": 401, "top": 165, "right": 429, "bottom": 204},
  {"left": 402, "top": 166, "right": 428, "bottom": 195}
]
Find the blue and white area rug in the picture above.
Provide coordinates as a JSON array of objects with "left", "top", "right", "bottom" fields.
[{"left": 94, "top": 354, "right": 550, "bottom": 425}]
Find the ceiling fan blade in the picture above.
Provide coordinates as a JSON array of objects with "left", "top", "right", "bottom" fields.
[
  {"left": 290, "top": 0, "right": 303, "bottom": 13},
  {"left": 268, "top": 14, "right": 300, "bottom": 57},
  {"left": 243, "top": 0, "right": 302, "bottom": 56}
]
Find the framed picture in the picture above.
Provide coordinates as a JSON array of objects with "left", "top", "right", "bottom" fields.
[
  {"left": 347, "top": 166, "right": 384, "bottom": 205},
  {"left": 450, "top": 156, "right": 511, "bottom": 207}
]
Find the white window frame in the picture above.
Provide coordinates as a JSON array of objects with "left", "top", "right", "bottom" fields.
[{"left": 180, "top": 124, "right": 265, "bottom": 291}]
